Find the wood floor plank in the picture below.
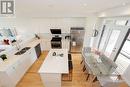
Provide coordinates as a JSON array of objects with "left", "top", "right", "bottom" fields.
[{"left": 16, "top": 51, "right": 128, "bottom": 87}]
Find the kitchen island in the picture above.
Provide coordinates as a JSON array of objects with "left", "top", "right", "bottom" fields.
[{"left": 38, "top": 49, "right": 68, "bottom": 87}]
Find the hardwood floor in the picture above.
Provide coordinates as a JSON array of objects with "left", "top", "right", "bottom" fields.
[
  {"left": 71, "top": 45, "right": 82, "bottom": 53},
  {"left": 16, "top": 51, "right": 48, "bottom": 87},
  {"left": 16, "top": 51, "right": 128, "bottom": 87}
]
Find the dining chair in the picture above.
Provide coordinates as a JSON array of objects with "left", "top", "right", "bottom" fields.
[
  {"left": 97, "top": 75, "right": 123, "bottom": 87},
  {"left": 122, "top": 64, "right": 130, "bottom": 86},
  {"left": 62, "top": 54, "right": 73, "bottom": 81},
  {"left": 81, "top": 47, "right": 91, "bottom": 64},
  {"left": 68, "top": 53, "right": 72, "bottom": 61},
  {"left": 97, "top": 54, "right": 123, "bottom": 87},
  {"left": 84, "top": 54, "right": 94, "bottom": 81}
]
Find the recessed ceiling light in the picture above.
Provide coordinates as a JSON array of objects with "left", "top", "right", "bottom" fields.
[
  {"left": 122, "top": 3, "right": 126, "bottom": 6},
  {"left": 83, "top": 3, "right": 87, "bottom": 6},
  {"left": 48, "top": 4, "right": 54, "bottom": 8}
]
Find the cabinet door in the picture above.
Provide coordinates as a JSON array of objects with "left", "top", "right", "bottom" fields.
[
  {"left": 6, "top": 62, "right": 19, "bottom": 85},
  {"left": 29, "top": 48, "right": 37, "bottom": 64},
  {"left": 0, "top": 72, "right": 15, "bottom": 87},
  {"left": 13, "top": 61, "right": 24, "bottom": 84},
  {"left": 41, "top": 40, "right": 46, "bottom": 50},
  {"left": 17, "top": 57, "right": 29, "bottom": 79},
  {"left": 46, "top": 41, "right": 51, "bottom": 50},
  {"left": 22, "top": 54, "right": 32, "bottom": 71},
  {"left": 41, "top": 40, "right": 51, "bottom": 50}
]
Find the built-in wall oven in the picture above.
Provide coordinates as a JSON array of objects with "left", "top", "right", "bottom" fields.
[{"left": 51, "top": 37, "right": 62, "bottom": 49}]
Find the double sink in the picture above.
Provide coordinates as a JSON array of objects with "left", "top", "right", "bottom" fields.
[{"left": 15, "top": 47, "right": 31, "bottom": 55}]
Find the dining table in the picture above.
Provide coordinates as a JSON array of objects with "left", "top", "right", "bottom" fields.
[{"left": 82, "top": 49, "right": 123, "bottom": 87}]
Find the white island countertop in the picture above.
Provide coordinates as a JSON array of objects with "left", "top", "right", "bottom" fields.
[{"left": 39, "top": 49, "right": 68, "bottom": 74}]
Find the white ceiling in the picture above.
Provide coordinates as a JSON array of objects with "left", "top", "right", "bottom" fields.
[{"left": 16, "top": 0, "right": 130, "bottom": 17}]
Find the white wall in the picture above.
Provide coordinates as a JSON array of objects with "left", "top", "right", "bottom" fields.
[
  {"left": 0, "top": 17, "right": 88, "bottom": 46},
  {"left": 98, "top": 4, "right": 130, "bottom": 17},
  {"left": 83, "top": 15, "right": 102, "bottom": 47},
  {"left": 31, "top": 18, "right": 86, "bottom": 33},
  {"left": 1, "top": 17, "right": 104, "bottom": 49},
  {"left": 0, "top": 17, "right": 86, "bottom": 34}
]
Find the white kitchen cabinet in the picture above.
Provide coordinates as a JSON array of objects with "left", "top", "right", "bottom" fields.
[
  {"left": 20, "top": 54, "right": 31, "bottom": 73},
  {"left": 7, "top": 61, "right": 21, "bottom": 85},
  {"left": 0, "top": 47, "right": 37, "bottom": 87},
  {"left": 0, "top": 60, "right": 21, "bottom": 87},
  {"left": 41, "top": 39, "right": 51, "bottom": 51},
  {"left": 28, "top": 48, "right": 37, "bottom": 65},
  {"left": 0, "top": 39, "right": 42, "bottom": 87},
  {"left": 46, "top": 41, "right": 51, "bottom": 50}
]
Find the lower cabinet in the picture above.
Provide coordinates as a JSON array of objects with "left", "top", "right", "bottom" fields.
[
  {"left": 0, "top": 48, "right": 37, "bottom": 87},
  {"left": 40, "top": 73, "right": 61, "bottom": 87},
  {"left": 0, "top": 61, "right": 23, "bottom": 87},
  {"left": 29, "top": 48, "right": 37, "bottom": 64},
  {"left": 41, "top": 39, "right": 51, "bottom": 51}
]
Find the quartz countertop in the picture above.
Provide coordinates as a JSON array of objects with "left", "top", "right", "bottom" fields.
[
  {"left": 39, "top": 49, "right": 68, "bottom": 74},
  {"left": 0, "top": 39, "right": 41, "bottom": 71}
]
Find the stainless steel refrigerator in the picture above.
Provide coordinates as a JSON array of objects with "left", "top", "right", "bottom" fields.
[{"left": 70, "top": 27, "right": 85, "bottom": 53}]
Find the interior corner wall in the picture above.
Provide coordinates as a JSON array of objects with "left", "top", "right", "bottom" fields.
[{"left": 83, "top": 15, "right": 101, "bottom": 47}]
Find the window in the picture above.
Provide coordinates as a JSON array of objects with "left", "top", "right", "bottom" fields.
[
  {"left": 98, "top": 26, "right": 110, "bottom": 51},
  {"left": 115, "top": 31, "right": 130, "bottom": 75},
  {"left": 104, "top": 30, "right": 121, "bottom": 57},
  {"left": 115, "top": 20, "right": 127, "bottom": 26},
  {"left": 120, "top": 33, "right": 130, "bottom": 59}
]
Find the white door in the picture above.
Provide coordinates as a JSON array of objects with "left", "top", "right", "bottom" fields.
[
  {"left": 104, "top": 28, "right": 121, "bottom": 57},
  {"left": 103, "top": 26, "right": 129, "bottom": 60},
  {"left": 98, "top": 25, "right": 129, "bottom": 61}
]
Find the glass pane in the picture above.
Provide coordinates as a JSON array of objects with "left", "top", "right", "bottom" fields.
[
  {"left": 115, "top": 20, "right": 127, "bottom": 26},
  {"left": 121, "top": 33, "right": 130, "bottom": 58},
  {"left": 104, "top": 20, "right": 115, "bottom": 25},
  {"left": 99, "top": 28, "right": 109, "bottom": 51},
  {"left": 115, "top": 32, "right": 130, "bottom": 84},
  {"left": 105, "top": 30, "right": 121, "bottom": 57},
  {"left": 116, "top": 53, "right": 130, "bottom": 74}
]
